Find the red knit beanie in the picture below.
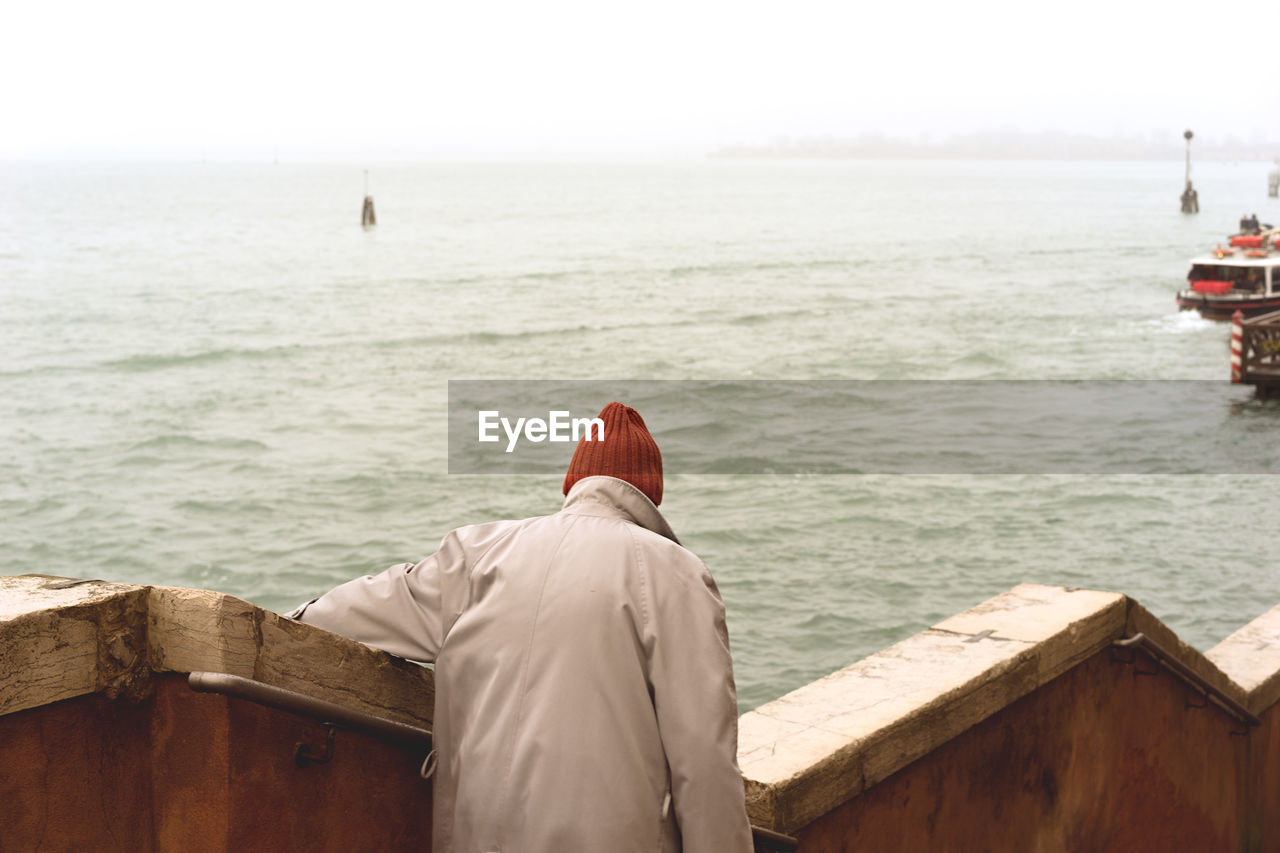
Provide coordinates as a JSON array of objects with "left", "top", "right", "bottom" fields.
[{"left": 563, "top": 402, "right": 663, "bottom": 506}]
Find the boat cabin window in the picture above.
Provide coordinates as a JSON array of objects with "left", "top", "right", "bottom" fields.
[{"left": 1188, "top": 264, "right": 1264, "bottom": 293}]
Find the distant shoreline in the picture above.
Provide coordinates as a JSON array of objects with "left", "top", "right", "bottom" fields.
[
  {"left": 712, "top": 133, "right": 1280, "bottom": 163},
  {"left": 711, "top": 152, "right": 1280, "bottom": 162}
]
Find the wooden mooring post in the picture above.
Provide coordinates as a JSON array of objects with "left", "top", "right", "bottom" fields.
[
  {"left": 1180, "top": 130, "right": 1199, "bottom": 213},
  {"left": 361, "top": 169, "right": 377, "bottom": 228},
  {"left": 1234, "top": 308, "right": 1280, "bottom": 397}
]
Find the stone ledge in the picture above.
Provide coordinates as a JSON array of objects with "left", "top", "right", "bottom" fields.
[
  {"left": 740, "top": 583, "right": 1129, "bottom": 833},
  {"left": 1206, "top": 604, "right": 1280, "bottom": 715},
  {"left": 739, "top": 582, "right": 1280, "bottom": 834},
  {"left": 0, "top": 575, "right": 434, "bottom": 729}
]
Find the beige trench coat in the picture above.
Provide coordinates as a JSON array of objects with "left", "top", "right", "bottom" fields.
[{"left": 293, "top": 476, "right": 753, "bottom": 853}]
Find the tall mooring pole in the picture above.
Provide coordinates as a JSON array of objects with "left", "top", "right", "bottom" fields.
[
  {"left": 1180, "top": 130, "right": 1199, "bottom": 213},
  {"left": 361, "top": 169, "right": 377, "bottom": 228}
]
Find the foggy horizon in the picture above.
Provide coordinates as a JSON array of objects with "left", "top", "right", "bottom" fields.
[
  {"left": 6, "top": 0, "right": 1279, "bottom": 162},
  {"left": 7, "top": 127, "right": 1278, "bottom": 164}
]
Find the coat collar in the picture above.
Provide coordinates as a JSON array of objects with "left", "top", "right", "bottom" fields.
[{"left": 561, "top": 476, "right": 680, "bottom": 544}]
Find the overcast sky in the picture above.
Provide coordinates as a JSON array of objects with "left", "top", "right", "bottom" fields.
[{"left": 4, "top": 0, "right": 1278, "bottom": 158}]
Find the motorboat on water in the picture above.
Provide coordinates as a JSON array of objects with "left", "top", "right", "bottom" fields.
[{"left": 1176, "top": 227, "right": 1280, "bottom": 320}]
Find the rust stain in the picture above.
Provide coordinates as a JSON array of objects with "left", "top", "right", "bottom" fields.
[
  {"left": 795, "top": 649, "right": 1250, "bottom": 851},
  {"left": 2, "top": 675, "right": 432, "bottom": 852}
]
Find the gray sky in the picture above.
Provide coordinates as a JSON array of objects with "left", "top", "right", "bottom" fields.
[{"left": 5, "top": 0, "right": 1278, "bottom": 158}]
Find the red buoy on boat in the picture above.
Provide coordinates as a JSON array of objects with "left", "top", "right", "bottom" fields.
[{"left": 1193, "top": 280, "right": 1233, "bottom": 295}]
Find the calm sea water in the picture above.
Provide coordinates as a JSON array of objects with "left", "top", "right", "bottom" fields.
[{"left": 2, "top": 158, "right": 1278, "bottom": 711}]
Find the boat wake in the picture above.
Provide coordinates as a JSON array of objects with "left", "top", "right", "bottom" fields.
[{"left": 1158, "top": 311, "right": 1217, "bottom": 334}]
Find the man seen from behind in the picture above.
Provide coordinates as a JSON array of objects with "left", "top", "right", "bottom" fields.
[{"left": 290, "top": 402, "right": 754, "bottom": 853}]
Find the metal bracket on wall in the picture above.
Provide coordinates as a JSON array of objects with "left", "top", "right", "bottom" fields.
[
  {"left": 1108, "top": 645, "right": 1158, "bottom": 675},
  {"left": 295, "top": 724, "right": 338, "bottom": 767}
]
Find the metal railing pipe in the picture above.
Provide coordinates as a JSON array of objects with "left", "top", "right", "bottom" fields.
[
  {"left": 188, "top": 671, "right": 799, "bottom": 849},
  {"left": 1111, "top": 634, "right": 1260, "bottom": 727},
  {"left": 188, "top": 671, "right": 433, "bottom": 748}
]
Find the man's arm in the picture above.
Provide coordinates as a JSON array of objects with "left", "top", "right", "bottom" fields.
[
  {"left": 289, "top": 530, "right": 468, "bottom": 663},
  {"left": 645, "top": 550, "right": 754, "bottom": 853}
]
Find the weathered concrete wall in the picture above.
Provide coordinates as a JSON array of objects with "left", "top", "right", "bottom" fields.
[
  {"left": 4, "top": 674, "right": 155, "bottom": 851},
  {"left": 1215, "top": 606, "right": 1280, "bottom": 850},
  {"left": 790, "top": 649, "right": 1251, "bottom": 851},
  {"left": 1249, "top": 705, "right": 1280, "bottom": 848},
  {"left": 739, "top": 584, "right": 1280, "bottom": 852},
  {"left": 6, "top": 576, "right": 1280, "bottom": 852},
  {"left": 1, "top": 576, "right": 435, "bottom": 853},
  {"left": 1, "top": 676, "right": 432, "bottom": 852}
]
